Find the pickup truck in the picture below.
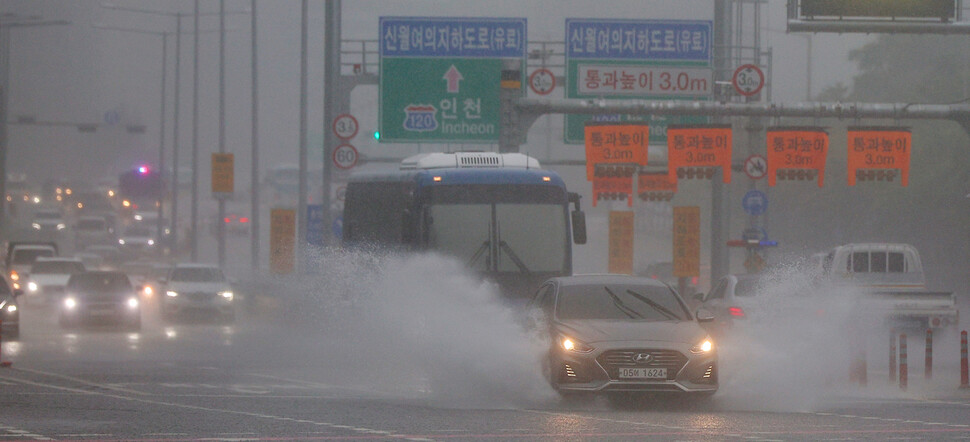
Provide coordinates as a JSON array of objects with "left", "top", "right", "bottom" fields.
[{"left": 814, "top": 243, "right": 958, "bottom": 331}]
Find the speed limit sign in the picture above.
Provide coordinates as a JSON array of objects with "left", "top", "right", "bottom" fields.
[
  {"left": 332, "top": 144, "right": 359, "bottom": 170},
  {"left": 332, "top": 114, "right": 359, "bottom": 140}
]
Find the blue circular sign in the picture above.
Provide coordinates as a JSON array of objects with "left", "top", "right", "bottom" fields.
[{"left": 742, "top": 190, "right": 767, "bottom": 216}]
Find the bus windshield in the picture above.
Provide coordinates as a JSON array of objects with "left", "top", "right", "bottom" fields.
[{"left": 422, "top": 184, "right": 568, "bottom": 274}]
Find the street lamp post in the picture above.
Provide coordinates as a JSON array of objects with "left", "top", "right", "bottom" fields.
[
  {"left": 101, "top": 3, "right": 250, "bottom": 262},
  {"left": 92, "top": 25, "right": 170, "bottom": 244},
  {"left": 0, "top": 16, "right": 71, "bottom": 233}
]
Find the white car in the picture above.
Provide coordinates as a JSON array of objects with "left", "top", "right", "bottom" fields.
[
  {"left": 160, "top": 263, "right": 235, "bottom": 322},
  {"left": 117, "top": 225, "right": 157, "bottom": 256},
  {"left": 25, "top": 257, "right": 86, "bottom": 305}
]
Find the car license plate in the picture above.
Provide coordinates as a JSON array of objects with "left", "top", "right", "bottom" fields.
[{"left": 618, "top": 367, "right": 666, "bottom": 379}]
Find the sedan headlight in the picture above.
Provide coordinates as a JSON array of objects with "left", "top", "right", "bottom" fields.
[
  {"left": 27, "top": 281, "right": 38, "bottom": 292},
  {"left": 126, "top": 297, "right": 139, "bottom": 309},
  {"left": 64, "top": 297, "right": 77, "bottom": 310},
  {"left": 558, "top": 334, "right": 594, "bottom": 353},
  {"left": 690, "top": 337, "right": 715, "bottom": 354},
  {"left": 218, "top": 290, "right": 234, "bottom": 301},
  {"left": 57, "top": 223, "right": 66, "bottom": 230},
  {"left": 5, "top": 304, "right": 16, "bottom": 314},
  {"left": 166, "top": 290, "right": 179, "bottom": 298},
  {"left": 31, "top": 222, "right": 41, "bottom": 230},
  {"left": 118, "top": 239, "right": 126, "bottom": 245}
]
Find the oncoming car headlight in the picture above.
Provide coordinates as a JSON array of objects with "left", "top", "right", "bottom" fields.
[
  {"left": 5, "top": 304, "right": 16, "bottom": 314},
  {"left": 31, "top": 223, "right": 41, "bottom": 230},
  {"left": 57, "top": 223, "right": 66, "bottom": 230},
  {"left": 27, "top": 282, "right": 38, "bottom": 292},
  {"left": 166, "top": 291, "right": 178, "bottom": 298},
  {"left": 64, "top": 297, "right": 77, "bottom": 310},
  {"left": 690, "top": 337, "right": 715, "bottom": 354},
  {"left": 118, "top": 239, "right": 126, "bottom": 245},
  {"left": 126, "top": 297, "right": 139, "bottom": 309},
  {"left": 558, "top": 334, "right": 593, "bottom": 353},
  {"left": 218, "top": 291, "right": 234, "bottom": 301}
]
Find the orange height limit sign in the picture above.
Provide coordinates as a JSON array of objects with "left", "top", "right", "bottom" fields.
[
  {"left": 673, "top": 206, "right": 700, "bottom": 278},
  {"left": 584, "top": 123, "right": 649, "bottom": 180},
  {"left": 666, "top": 124, "right": 733, "bottom": 184},
  {"left": 766, "top": 127, "right": 829, "bottom": 187},
  {"left": 846, "top": 127, "right": 911, "bottom": 186}
]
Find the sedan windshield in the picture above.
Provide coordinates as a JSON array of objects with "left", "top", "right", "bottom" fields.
[
  {"left": 556, "top": 284, "right": 689, "bottom": 321},
  {"left": 170, "top": 267, "right": 225, "bottom": 282}
]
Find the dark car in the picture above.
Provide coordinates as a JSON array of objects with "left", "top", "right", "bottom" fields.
[
  {"left": 0, "top": 276, "right": 20, "bottom": 339},
  {"left": 59, "top": 271, "right": 141, "bottom": 330},
  {"left": 529, "top": 274, "right": 717, "bottom": 400}
]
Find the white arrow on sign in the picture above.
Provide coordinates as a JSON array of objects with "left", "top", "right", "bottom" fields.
[{"left": 443, "top": 65, "right": 463, "bottom": 94}]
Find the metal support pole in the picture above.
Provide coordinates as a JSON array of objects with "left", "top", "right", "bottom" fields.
[
  {"left": 297, "top": 0, "right": 308, "bottom": 270},
  {"left": 217, "top": 0, "right": 226, "bottom": 267},
  {"left": 250, "top": 0, "right": 259, "bottom": 271},
  {"left": 191, "top": 0, "right": 200, "bottom": 261},
  {"left": 321, "top": 0, "right": 340, "bottom": 247},
  {"left": 171, "top": 14, "right": 182, "bottom": 253},
  {"left": 157, "top": 33, "right": 168, "bottom": 248},
  {"left": 711, "top": 0, "right": 733, "bottom": 283}
]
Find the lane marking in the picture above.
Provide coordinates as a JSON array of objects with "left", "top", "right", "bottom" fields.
[
  {"left": 13, "top": 367, "right": 148, "bottom": 396},
  {"left": 0, "top": 371, "right": 410, "bottom": 441}
]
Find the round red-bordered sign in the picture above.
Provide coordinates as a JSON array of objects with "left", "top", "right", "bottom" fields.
[
  {"left": 529, "top": 68, "right": 556, "bottom": 95},
  {"left": 732, "top": 64, "right": 765, "bottom": 97},
  {"left": 744, "top": 154, "right": 768, "bottom": 180},
  {"left": 332, "top": 144, "right": 359, "bottom": 170},
  {"left": 332, "top": 114, "right": 359, "bottom": 140}
]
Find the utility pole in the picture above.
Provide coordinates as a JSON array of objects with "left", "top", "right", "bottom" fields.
[{"left": 0, "top": 16, "right": 71, "bottom": 234}]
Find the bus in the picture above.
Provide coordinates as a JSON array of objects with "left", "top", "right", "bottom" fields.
[{"left": 342, "top": 152, "right": 586, "bottom": 299}]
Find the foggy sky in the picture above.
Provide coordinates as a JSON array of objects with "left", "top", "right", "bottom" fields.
[{"left": 1, "top": 0, "right": 874, "bottom": 188}]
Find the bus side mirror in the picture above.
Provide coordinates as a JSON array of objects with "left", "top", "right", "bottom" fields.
[
  {"left": 571, "top": 210, "right": 586, "bottom": 245},
  {"left": 568, "top": 192, "right": 586, "bottom": 245}
]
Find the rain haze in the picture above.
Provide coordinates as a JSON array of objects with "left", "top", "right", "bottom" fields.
[{"left": 1, "top": 0, "right": 969, "bottom": 438}]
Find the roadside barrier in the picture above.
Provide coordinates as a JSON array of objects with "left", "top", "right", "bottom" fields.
[
  {"left": 899, "top": 333, "right": 908, "bottom": 391},
  {"left": 925, "top": 329, "right": 933, "bottom": 380},
  {"left": 889, "top": 331, "right": 897, "bottom": 383},
  {"left": 0, "top": 320, "right": 8, "bottom": 368},
  {"left": 961, "top": 330, "right": 968, "bottom": 389}
]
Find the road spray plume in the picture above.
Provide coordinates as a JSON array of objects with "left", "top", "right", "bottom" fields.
[
  {"left": 284, "top": 248, "right": 556, "bottom": 409},
  {"left": 714, "top": 262, "right": 873, "bottom": 412}
]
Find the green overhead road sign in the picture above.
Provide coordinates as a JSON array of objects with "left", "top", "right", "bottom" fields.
[{"left": 379, "top": 17, "right": 527, "bottom": 143}]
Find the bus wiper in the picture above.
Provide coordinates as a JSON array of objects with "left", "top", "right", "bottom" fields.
[
  {"left": 626, "top": 289, "right": 681, "bottom": 320},
  {"left": 469, "top": 240, "right": 490, "bottom": 267},
  {"left": 604, "top": 286, "right": 641, "bottom": 319},
  {"left": 498, "top": 240, "right": 531, "bottom": 274}
]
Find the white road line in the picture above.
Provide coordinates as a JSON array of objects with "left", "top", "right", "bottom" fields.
[
  {"left": 0, "top": 372, "right": 412, "bottom": 441},
  {"left": 13, "top": 367, "right": 148, "bottom": 395}
]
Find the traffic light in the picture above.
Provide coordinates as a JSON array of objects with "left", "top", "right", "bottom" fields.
[{"left": 373, "top": 131, "right": 381, "bottom": 141}]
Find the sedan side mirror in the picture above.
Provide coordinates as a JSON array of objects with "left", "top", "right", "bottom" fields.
[{"left": 695, "top": 307, "right": 715, "bottom": 323}]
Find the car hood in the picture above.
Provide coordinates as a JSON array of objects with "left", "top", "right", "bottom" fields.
[
  {"left": 167, "top": 281, "right": 230, "bottom": 293},
  {"left": 29, "top": 274, "right": 72, "bottom": 285},
  {"left": 554, "top": 319, "right": 707, "bottom": 345}
]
